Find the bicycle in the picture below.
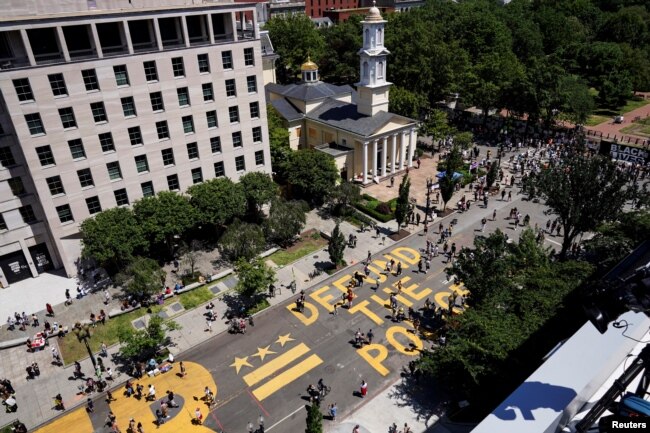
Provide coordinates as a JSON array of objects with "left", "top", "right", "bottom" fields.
[{"left": 319, "top": 385, "right": 331, "bottom": 397}]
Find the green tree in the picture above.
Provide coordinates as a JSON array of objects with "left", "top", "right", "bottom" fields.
[
  {"left": 240, "top": 172, "right": 278, "bottom": 218},
  {"left": 486, "top": 162, "right": 498, "bottom": 189},
  {"left": 264, "top": 14, "right": 326, "bottom": 83},
  {"left": 526, "top": 155, "right": 632, "bottom": 259},
  {"left": 133, "top": 191, "right": 198, "bottom": 257},
  {"left": 235, "top": 257, "right": 276, "bottom": 301},
  {"left": 328, "top": 181, "right": 361, "bottom": 216},
  {"left": 286, "top": 149, "right": 339, "bottom": 205},
  {"left": 80, "top": 207, "right": 147, "bottom": 271},
  {"left": 188, "top": 178, "right": 246, "bottom": 227},
  {"left": 267, "top": 105, "right": 293, "bottom": 183},
  {"left": 305, "top": 403, "right": 323, "bottom": 433},
  {"left": 264, "top": 198, "right": 308, "bottom": 247},
  {"left": 117, "top": 315, "right": 180, "bottom": 361},
  {"left": 218, "top": 220, "right": 266, "bottom": 262},
  {"left": 115, "top": 256, "right": 166, "bottom": 302},
  {"left": 388, "top": 86, "right": 428, "bottom": 119},
  {"left": 421, "top": 229, "right": 594, "bottom": 400},
  {"left": 328, "top": 223, "right": 346, "bottom": 267},
  {"left": 319, "top": 16, "right": 362, "bottom": 84},
  {"left": 394, "top": 175, "right": 411, "bottom": 231},
  {"left": 557, "top": 74, "right": 594, "bottom": 125},
  {"left": 419, "top": 109, "right": 454, "bottom": 143},
  {"left": 453, "top": 131, "right": 474, "bottom": 150},
  {"left": 439, "top": 173, "right": 457, "bottom": 212}
]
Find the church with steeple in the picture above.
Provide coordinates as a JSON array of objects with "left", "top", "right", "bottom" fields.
[{"left": 265, "top": 4, "right": 418, "bottom": 184}]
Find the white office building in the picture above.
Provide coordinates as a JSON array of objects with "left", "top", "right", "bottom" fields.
[{"left": 0, "top": 0, "right": 272, "bottom": 286}]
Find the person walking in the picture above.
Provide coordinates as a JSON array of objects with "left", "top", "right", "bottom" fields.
[
  {"left": 360, "top": 380, "right": 368, "bottom": 398},
  {"left": 492, "top": 209, "right": 497, "bottom": 221},
  {"left": 86, "top": 398, "right": 94, "bottom": 413},
  {"left": 100, "top": 341, "right": 108, "bottom": 357},
  {"left": 481, "top": 217, "right": 487, "bottom": 232},
  {"left": 136, "top": 422, "right": 144, "bottom": 433},
  {"left": 51, "top": 347, "right": 62, "bottom": 366},
  {"left": 396, "top": 262, "right": 402, "bottom": 276},
  {"left": 46, "top": 303, "right": 54, "bottom": 317},
  {"left": 180, "top": 361, "right": 187, "bottom": 378},
  {"left": 194, "top": 408, "right": 203, "bottom": 425}
]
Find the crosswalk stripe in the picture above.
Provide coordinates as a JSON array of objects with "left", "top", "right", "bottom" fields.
[
  {"left": 251, "top": 354, "right": 323, "bottom": 401},
  {"left": 243, "top": 342, "right": 310, "bottom": 386}
]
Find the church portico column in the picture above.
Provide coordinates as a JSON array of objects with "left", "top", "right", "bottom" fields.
[
  {"left": 391, "top": 134, "right": 397, "bottom": 174},
  {"left": 372, "top": 139, "right": 378, "bottom": 178},
  {"left": 363, "top": 142, "right": 369, "bottom": 184},
  {"left": 382, "top": 136, "right": 388, "bottom": 177},
  {"left": 408, "top": 128, "right": 416, "bottom": 167},
  {"left": 399, "top": 132, "right": 407, "bottom": 170}
]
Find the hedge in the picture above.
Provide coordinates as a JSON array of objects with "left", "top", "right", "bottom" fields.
[{"left": 355, "top": 194, "right": 396, "bottom": 222}]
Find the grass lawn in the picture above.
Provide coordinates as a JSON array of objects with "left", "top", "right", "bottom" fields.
[
  {"left": 584, "top": 114, "right": 610, "bottom": 126},
  {"left": 58, "top": 287, "right": 214, "bottom": 365},
  {"left": 248, "top": 298, "right": 270, "bottom": 315},
  {"left": 58, "top": 307, "right": 157, "bottom": 365},
  {"left": 266, "top": 232, "right": 327, "bottom": 267},
  {"left": 178, "top": 286, "right": 214, "bottom": 310}
]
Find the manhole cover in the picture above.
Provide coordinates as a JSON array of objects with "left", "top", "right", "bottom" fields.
[
  {"left": 157, "top": 310, "right": 169, "bottom": 319},
  {"left": 169, "top": 302, "right": 183, "bottom": 313}
]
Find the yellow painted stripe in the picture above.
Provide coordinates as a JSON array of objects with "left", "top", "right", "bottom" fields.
[
  {"left": 252, "top": 354, "right": 323, "bottom": 401},
  {"left": 243, "top": 342, "right": 310, "bottom": 386}
]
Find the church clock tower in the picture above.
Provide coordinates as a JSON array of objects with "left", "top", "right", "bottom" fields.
[{"left": 356, "top": 2, "right": 391, "bottom": 116}]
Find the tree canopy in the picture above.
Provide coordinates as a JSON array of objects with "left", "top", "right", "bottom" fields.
[
  {"left": 235, "top": 257, "right": 276, "bottom": 301},
  {"left": 132, "top": 191, "right": 197, "bottom": 256},
  {"left": 188, "top": 178, "right": 246, "bottom": 227},
  {"left": 286, "top": 149, "right": 339, "bottom": 205},
  {"left": 240, "top": 171, "right": 278, "bottom": 217},
  {"left": 264, "top": 198, "right": 308, "bottom": 247},
  {"left": 115, "top": 256, "right": 166, "bottom": 302},
  {"left": 218, "top": 219, "right": 266, "bottom": 261},
  {"left": 263, "top": 0, "right": 650, "bottom": 121},
  {"left": 525, "top": 155, "right": 632, "bottom": 258},
  {"left": 80, "top": 207, "right": 147, "bottom": 270}
]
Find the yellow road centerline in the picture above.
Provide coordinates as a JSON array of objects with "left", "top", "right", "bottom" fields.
[
  {"left": 251, "top": 354, "right": 323, "bottom": 401},
  {"left": 242, "top": 342, "right": 310, "bottom": 386}
]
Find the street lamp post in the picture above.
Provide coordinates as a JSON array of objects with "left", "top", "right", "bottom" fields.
[{"left": 73, "top": 322, "right": 97, "bottom": 368}]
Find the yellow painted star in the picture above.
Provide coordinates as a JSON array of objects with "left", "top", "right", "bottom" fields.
[
  {"left": 230, "top": 356, "right": 253, "bottom": 374},
  {"left": 275, "top": 333, "right": 295, "bottom": 347},
  {"left": 252, "top": 345, "right": 276, "bottom": 361}
]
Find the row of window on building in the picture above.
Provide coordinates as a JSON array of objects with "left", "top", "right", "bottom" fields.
[
  {"left": 0, "top": 150, "right": 265, "bottom": 229},
  {"left": 0, "top": 115, "right": 262, "bottom": 172},
  {"left": 20, "top": 97, "right": 257, "bottom": 137},
  {"left": 12, "top": 49, "right": 255, "bottom": 103}
]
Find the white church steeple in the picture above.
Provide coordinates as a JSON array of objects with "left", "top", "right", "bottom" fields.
[{"left": 356, "top": 1, "right": 391, "bottom": 116}]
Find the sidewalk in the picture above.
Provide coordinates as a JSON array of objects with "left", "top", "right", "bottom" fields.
[{"left": 0, "top": 143, "right": 512, "bottom": 432}]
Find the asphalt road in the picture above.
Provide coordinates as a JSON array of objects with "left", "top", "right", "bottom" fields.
[{"left": 169, "top": 195, "right": 551, "bottom": 433}]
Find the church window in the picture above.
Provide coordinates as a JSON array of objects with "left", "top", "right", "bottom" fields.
[
  {"left": 365, "top": 29, "right": 369, "bottom": 45},
  {"left": 378, "top": 28, "right": 383, "bottom": 45},
  {"left": 363, "top": 62, "right": 369, "bottom": 78},
  {"left": 378, "top": 61, "right": 384, "bottom": 79}
]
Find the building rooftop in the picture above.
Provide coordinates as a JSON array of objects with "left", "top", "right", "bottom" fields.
[
  {"left": 266, "top": 81, "right": 353, "bottom": 102},
  {"left": 306, "top": 98, "right": 407, "bottom": 137},
  {"left": 270, "top": 98, "right": 303, "bottom": 122}
]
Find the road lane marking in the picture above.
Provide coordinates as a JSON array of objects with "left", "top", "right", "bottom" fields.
[
  {"left": 267, "top": 405, "right": 307, "bottom": 431},
  {"left": 251, "top": 354, "right": 323, "bottom": 401},
  {"left": 243, "top": 343, "right": 310, "bottom": 386}
]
